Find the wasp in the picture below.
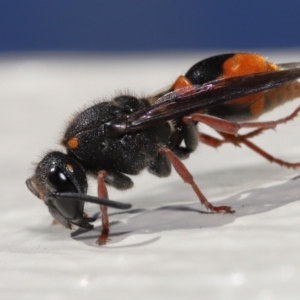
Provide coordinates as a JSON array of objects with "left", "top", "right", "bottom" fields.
[{"left": 26, "top": 53, "right": 300, "bottom": 244}]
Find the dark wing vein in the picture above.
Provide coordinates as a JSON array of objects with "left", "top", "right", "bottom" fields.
[{"left": 127, "top": 68, "right": 300, "bottom": 132}]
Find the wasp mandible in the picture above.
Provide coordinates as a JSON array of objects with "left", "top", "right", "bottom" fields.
[{"left": 26, "top": 53, "right": 300, "bottom": 244}]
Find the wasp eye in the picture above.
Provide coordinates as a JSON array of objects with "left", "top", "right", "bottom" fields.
[{"left": 48, "top": 166, "right": 77, "bottom": 193}]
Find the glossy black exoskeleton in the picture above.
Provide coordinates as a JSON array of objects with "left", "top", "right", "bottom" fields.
[
  {"left": 26, "top": 151, "right": 132, "bottom": 230},
  {"left": 26, "top": 53, "right": 300, "bottom": 244}
]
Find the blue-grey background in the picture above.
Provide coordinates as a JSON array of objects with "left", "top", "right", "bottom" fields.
[{"left": 1, "top": 0, "right": 300, "bottom": 53}]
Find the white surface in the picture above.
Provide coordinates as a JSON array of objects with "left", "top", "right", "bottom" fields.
[{"left": 1, "top": 51, "right": 300, "bottom": 299}]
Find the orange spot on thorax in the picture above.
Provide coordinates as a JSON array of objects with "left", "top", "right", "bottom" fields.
[
  {"left": 172, "top": 76, "right": 192, "bottom": 90},
  {"left": 66, "top": 164, "right": 74, "bottom": 172},
  {"left": 67, "top": 137, "right": 79, "bottom": 149}
]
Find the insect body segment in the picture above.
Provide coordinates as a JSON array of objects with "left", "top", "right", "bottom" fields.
[
  {"left": 184, "top": 53, "right": 300, "bottom": 121},
  {"left": 26, "top": 151, "right": 132, "bottom": 230},
  {"left": 26, "top": 52, "right": 300, "bottom": 244}
]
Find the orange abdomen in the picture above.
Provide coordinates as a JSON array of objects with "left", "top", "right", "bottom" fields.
[
  {"left": 181, "top": 53, "right": 300, "bottom": 121},
  {"left": 218, "top": 53, "right": 300, "bottom": 120}
]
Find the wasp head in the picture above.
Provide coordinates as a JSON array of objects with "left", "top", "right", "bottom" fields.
[
  {"left": 26, "top": 151, "right": 131, "bottom": 229},
  {"left": 26, "top": 151, "right": 96, "bottom": 229}
]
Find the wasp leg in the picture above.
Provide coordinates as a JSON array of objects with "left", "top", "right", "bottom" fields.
[
  {"left": 184, "top": 105, "right": 300, "bottom": 135},
  {"left": 180, "top": 121, "right": 199, "bottom": 152},
  {"left": 199, "top": 129, "right": 300, "bottom": 169},
  {"left": 170, "top": 121, "right": 199, "bottom": 159},
  {"left": 199, "top": 132, "right": 227, "bottom": 148},
  {"left": 104, "top": 170, "right": 133, "bottom": 190},
  {"left": 149, "top": 122, "right": 199, "bottom": 176},
  {"left": 159, "top": 147, "right": 235, "bottom": 213},
  {"left": 199, "top": 128, "right": 265, "bottom": 148},
  {"left": 220, "top": 131, "right": 300, "bottom": 169},
  {"left": 148, "top": 152, "right": 171, "bottom": 177},
  {"left": 97, "top": 170, "right": 110, "bottom": 245},
  {"left": 238, "top": 105, "right": 300, "bottom": 130}
]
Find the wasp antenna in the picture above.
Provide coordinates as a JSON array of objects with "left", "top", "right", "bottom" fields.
[{"left": 47, "top": 193, "right": 132, "bottom": 210}]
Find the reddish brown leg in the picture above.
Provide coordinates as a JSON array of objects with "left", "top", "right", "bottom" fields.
[
  {"left": 97, "top": 170, "right": 110, "bottom": 245},
  {"left": 199, "top": 129, "right": 300, "bottom": 169},
  {"left": 199, "top": 128, "right": 265, "bottom": 148},
  {"left": 184, "top": 105, "right": 300, "bottom": 135},
  {"left": 184, "top": 114, "right": 242, "bottom": 134},
  {"left": 219, "top": 131, "right": 300, "bottom": 169},
  {"left": 238, "top": 105, "right": 300, "bottom": 129},
  {"left": 159, "top": 147, "right": 235, "bottom": 213},
  {"left": 199, "top": 132, "right": 227, "bottom": 148}
]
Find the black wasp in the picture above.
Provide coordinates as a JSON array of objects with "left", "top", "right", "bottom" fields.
[{"left": 26, "top": 53, "right": 300, "bottom": 244}]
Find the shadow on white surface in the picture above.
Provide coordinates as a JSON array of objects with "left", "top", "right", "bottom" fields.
[
  {"left": 72, "top": 176, "right": 300, "bottom": 247},
  {"left": 2, "top": 52, "right": 300, "bottom": 300}
]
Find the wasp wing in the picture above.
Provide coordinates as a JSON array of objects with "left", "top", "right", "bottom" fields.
[{"left": 127, "top": 68, "right": 300, "bottom": 132}]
